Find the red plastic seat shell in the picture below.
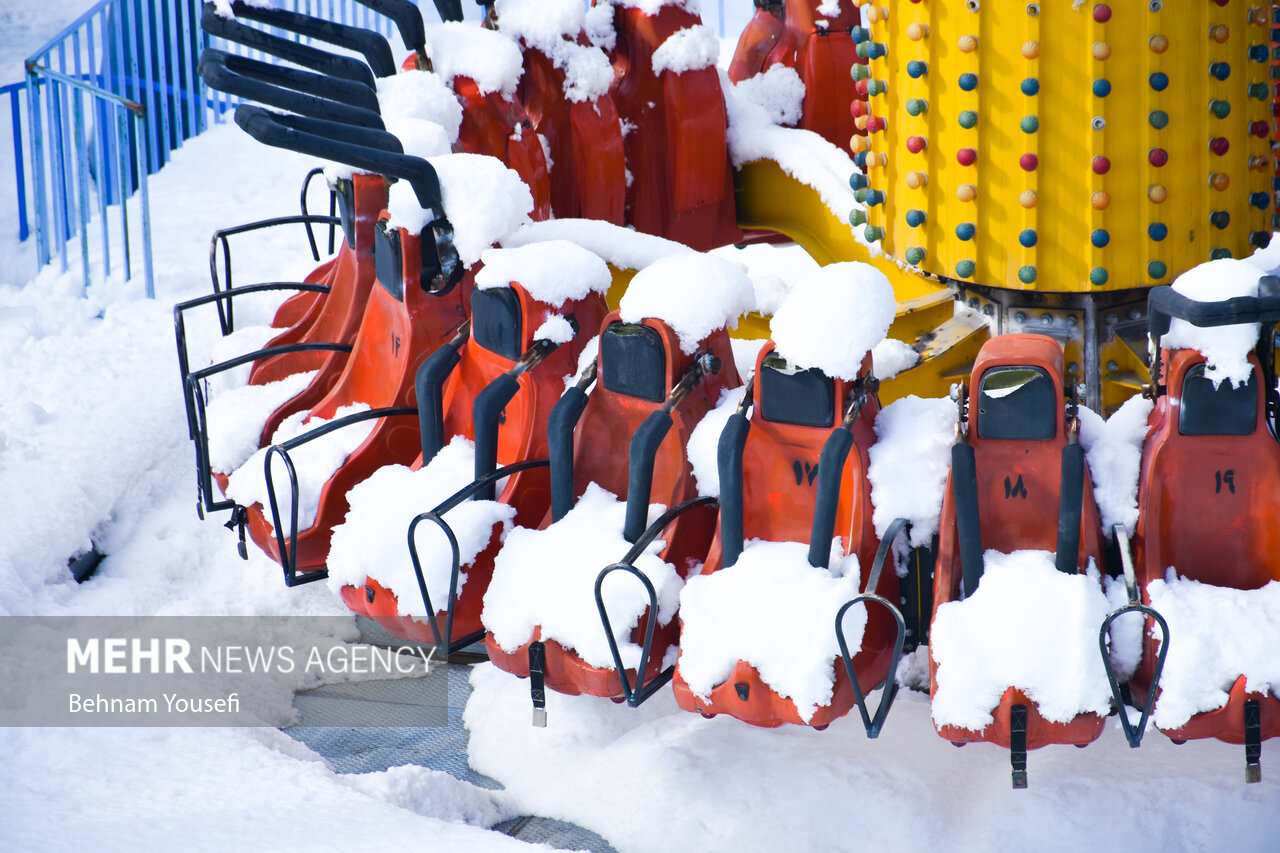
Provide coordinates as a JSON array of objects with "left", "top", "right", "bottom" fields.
[
  {"left": 1129, "top": 349, "right": 1280, "bottom": 742},
  {"left": 930, "top": 335, "right": 1107, "bottom": 749}
]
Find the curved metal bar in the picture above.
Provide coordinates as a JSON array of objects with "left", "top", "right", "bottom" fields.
[
  {"left": 834, "top": 516, "right": 910, "bottom": 738},
  {"left": 835, "top": 595, "right": 907, "bottom": 739},
  {"left": 593, "top": 495, "right": 719, "bottom": 707},
  {"left": 1100, "top": 603, "right": 1170, "bottom": 749},
  {"left": 299, "top": 167, "right": 338, "bottom": 261},
  {"left": 261, "top": 406, "right": 416, "bottom": 586},
  {"left": 405, "top": 457, "right": 551, "bottom": 653}
]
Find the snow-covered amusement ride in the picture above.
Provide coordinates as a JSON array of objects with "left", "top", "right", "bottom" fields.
[{"left": 175, "top": 0, "right": 1280, "bottom": 788}]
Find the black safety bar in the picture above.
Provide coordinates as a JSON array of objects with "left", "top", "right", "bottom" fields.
[
  {"left": 415, "top": 320, "right": 471, "bottom": 464},
  {"left": 623, "top": 352, "right": 721, "bottom": 544},
  {"left": 1147, "top": 281, "right": 1280, "bottom": 390},
  {"left": 406, "top": 457, "right": 551, "bottom": 654},
  {"left": 1055, "top": 400, "right": 1084, "bottom": 576},
  {"left": 199, "top": 49, "right": 385, "bottom": 127},
  {"left": 201, "top": 3, "right": 379, "bottom": 88},
  {"left": 952, "top": 382, "right": 983, "bottom": 598},
  {"left": 834, "top": 516, "right": 910, "bottom": 738},
  {"left": 471, "top": 339, "right": 559, "bottom": 499},
  {"left": 235, "top": 105, "right": 462, "bottom": 293},
  {"left": 548, "top": 363, "right": 596, "bottom": 522},
  {"left": 807, "top": 376, "right": 875, "bottom": 569},
  {"left": 218, "top": 1, "right": 397, "bottom": 77},
  {"left": 1099, "top": 523, "right": 1169, "bottom": 749},
  {"left": 595, "top": 496, "right": 719, "bottom": 708},
  {"left": 264, "top": 405, "right": 418, "bottom": 586},
  {"left": 716, "top": 378, "right": 755, "bottom": 568}
]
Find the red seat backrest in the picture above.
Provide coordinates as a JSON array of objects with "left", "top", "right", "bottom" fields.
[
  {"left": 1136, "top": 349, "right": 1280, "bottom": 591},
  {"left": 574, "top": 311, "right": 741, "bottom": 508},
  {"left": 453, "top": 75, "right": 552, "bottom": 221}
]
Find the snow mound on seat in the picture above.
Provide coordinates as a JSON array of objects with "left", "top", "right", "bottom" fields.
[
  {"left": 224, "top": 403, "right": 375, "bottom": 533},
  {"left": 769, "top": 262, "right": 895, "bottom": 381},
  {"left": 868, "top": 396, "right": 957, "bottom": 549},
  {"left": 618, "top": 253, "right": 753, "bottom": 354},
  {"left": 495, "top": 0, "right": 615, "bottom": 102},
  {"left": 206, "top": 370, "right": 317, "bottom": 475},
  {"left": 327, "top": 437, "right": 515, "bottom": 622},
  {"left": 677, "top": 539, "right": 863, "bottom": 723},
  {"left": 1143, "top": 574, "right": 1280, "bottom": 731},
  {"left": 476, "top": 241, "right": 611, "bottom": 306},
  {"left": 930, "top": 550, "right": 1113, "bottom": 730},
  {"left": 376, "top": 69, "right": 463, "bottom": 142},
  {"left": 386, "top": 153, "right": 533, "bottom": 267},
  {"left": 1163, "top": 259, "right": 1266, "bottom": 389},
  {"left": 652, "top": 25, "right": 719, "bottom": 76},
  {"left": 871, "top": 338, "right": 919, "bottom": 379},
  {"left": 1078, "top": 393, "right": 1154, "bottom": 537},
  {"left": 482, "top": 483, "right": 679, "bottom": 670},
  {"left": 502, "top": 218, "right": 692, "bottom": 271},
  {"left": 425, "top": 22, "right": 524, "bottom": 98},
  {"left": 204, "top": 324, "right": 281, "bottom": 396}
]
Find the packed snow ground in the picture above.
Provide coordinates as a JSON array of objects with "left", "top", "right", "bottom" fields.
[{"left": 3, "top": 5, "right": 1280, "bottom": 853}]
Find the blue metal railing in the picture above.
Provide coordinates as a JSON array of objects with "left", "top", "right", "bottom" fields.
[{"left": 13, "top": 0, "right": 399, "bottom": 298}]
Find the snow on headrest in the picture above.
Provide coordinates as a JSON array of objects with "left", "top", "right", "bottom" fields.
[
  {"left": 496, "top": 0, "right": 614, "bottom": 101},
  {"left": 376, "top": 69, "right": 462, "bottom": 142},
  {"left": 1163, "top": 258, "right": 1266, "bottom": 388},
  {"left": 385, "top": 153, "right": 533, "bottom": 268},
  {"left": 425, "top": 22, "right": 524, "bottom": 98},
  {"left": 618, "top": 254, "right": 754, "bottom": 354},
  {"left": 769, "top": 262, "right": 896, "bottom": 382},
  {"left": 502, "top": 219, "right": 692, "bottom": 271},
  {"left": 476, "top": 241, "right": 611, "bottom": 307}
]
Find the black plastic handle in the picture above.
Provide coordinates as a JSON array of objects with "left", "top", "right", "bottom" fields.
[
  {"left": 414, "top": 324, "right": 469, "bottom": 464},
  {"left": 218, "top": 0, "right": 397, "bottom": 78},
  {"left": 807, "top": 426, "right": 854, "bottom": 569},
  {"left": 200, "top": 48, "right": 381, "bottom": 114},
  {"left": 548, "top": 382, "right": 591, "bottom": 522},
  {"left": 234, "top": 105, "right": 444, "bottom": 217},
  {"left": 716, "top": 410, "right": 751, "bottom": 568},
  {"left": 1148, "top": 280, "right": 1280, "bottom": 339},
  {"left": 354, "top": 0, "right": 426, "bottom": 52},
  {"left": 200, "top": 50, "right": 385, "bottom": 129},
  {"left": 472, "top": 373, "right": 521, "bottom": 500},
  {"left": 201, "top": 4, "right": 377, "bottom": 88},
  {"left": 624, "top": 410, "right": 674, "bottom": 544},
  {"left": 1055, "top": 442, "right": 1085, "bottom": 575},
  {"left": 951, "top": 441, "right": 984, "bottom": 598}
]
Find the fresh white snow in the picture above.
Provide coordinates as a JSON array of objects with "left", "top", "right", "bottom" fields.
[
  {"left": 677, "top": 539, "right": 864, "bottom": 723},
  {"left": 475, "top": 240, "right": 612, "bottom": 306},
  {"left": 495, "top": 0, "right": 615, "bottom": 102},
  {"left": 867, "top": 395, "right": 957, "bottom": 549},
  {"left": 424, "top": 22, "right": 525, "bottom": 98},
  {"left": 1162, "top": 258, "right": 1266, "bottom": 388},
  {"left": 502, "top": 217, "right": 693, "bottom": 271},
  {"left": 1079, "top": 393, "right": 1154, "bottom": 537},
  {"left": 685, "top": 384, "right": 748, "bottom": 498},
  {"left": 651, "top": 25, "right": 720, "bottom": 76},
  {"left": 617, "top": 253, "right": 754, "bottom": 354},
  {"left": 205, "top": 369, "right": 317, "bottom": 475}
]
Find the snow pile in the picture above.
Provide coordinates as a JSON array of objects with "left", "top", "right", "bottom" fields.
[
  {"left": 931, "top": 551, "right": 1113, "bottom": 729},
  {"left": 1078, "top": 394, "right": 1154, "bottom": 536},
  {"left": 337, "top": 764, "right": 517, "bottom": 828},
  {"left": 729, "top": 337, "right": 768, "bottom": 379},
  {"left": 476, "top": 240, "right": 611, "bottom": 305},
  {"left": 709, "top": 242, "right": 819, "bottom": 315},
  {"left": 202, "top": 324, "right": 281, "bottom": 396},
  {"left": 482, "top": 483, "right": 680, "bottom": 669},
  {"left": 384, "top": 117, "right": 453, "bottom": 161},
  {"left": 871, "top": 339, "right": 919, "bottom": 379},
  {"left": 1142, "top": 574, "right": 1280, "bottom": 730},
  {"left": 205, "top": 370, "right": 316, "bottom": 474},
  {"left": 678, "top": 539, "right": 863, "bottom": 722},
  {"left": 868, "top": 396, "right": 957, "bottom": 548},
  {"left": 565, "top": 333, "right": 601, "bottom": 388},
  {"left": 769, "top": 262, "right": 895, "bottom": 381},
  {"left": 327, "top": 437, "right": 515, "bottom": 622},
  {"left": 652, "top": 25, "right": 719, "bottom": 76},
  {"left": 495, "top": 0, "right": 615, "bottom": 102},
  {"left": 1162, "top": 258, "right": 1265, "bottom": 388},
  {"left": 424, "top": 22, "right": 524, "bottom": 98},
  {"left": 386, "top": 152, "right": 534, "bottom": 267},
  {"left": 376, "top": 69, "right": 463, "bottom": 143},
  {"left": 225, "top": 403, "right": 375, "bottom": 532},
  {"left": 723, "top": 65, "right": 868, "bottom": 234},
  {"left": 686, "top": 385, "right": 748, "bottom": 497},
  {"left": 533, "top": 314, "right": 575, "bottom": 344},
  {"left": 817, "top": 0, "right": 843, "bottom": 17},
  {"left": 503, "top": 217, "right": 692, "bottom": 271},
  {"left": 618, "top": 253, "right": 754, "bottom": 354}
]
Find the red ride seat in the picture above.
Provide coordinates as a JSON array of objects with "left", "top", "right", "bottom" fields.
[
  {"left": 931, "top": 336, "right": 1108, "bottom": 774},
  {"left": 1130, "top": 348, "right": 1280, "bottom": 749},
  {"left": 234, "top": 213, "right": 471, "bottom": 582},
  {"left": 671, "top": 342, "right": 900, "bottom": 728},
  {"left": 606, "top": 3, "right": 741, "bottom": 250},
  {"left": 338, "top": 271, "right": 608, "bottom": 648},
  {"left": 727, "top": 0, "right": 864, "bottom": 150},
  {"left": 483, "top": 311, "right": 741, "bottom": 700}
]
